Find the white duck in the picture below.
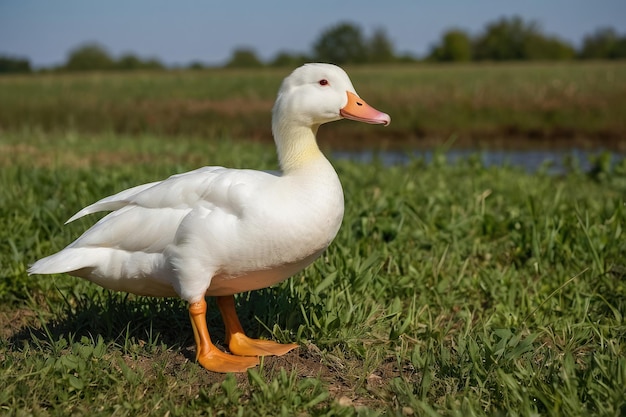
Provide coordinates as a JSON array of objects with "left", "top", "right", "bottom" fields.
[{"left": 29, "top": 63, "right": 390, "bottom": 373}]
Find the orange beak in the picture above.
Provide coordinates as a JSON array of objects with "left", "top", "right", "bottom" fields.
[{"left": 340, "top": 91, "right": 391, "bottom": 126}]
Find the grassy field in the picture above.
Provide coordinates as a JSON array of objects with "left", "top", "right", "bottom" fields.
[
  {"left": 1, "top": 129, "right": 625, "bottom": 416},
  {"left": 1, "top": 62, "right": 625, "bottom": 150}
]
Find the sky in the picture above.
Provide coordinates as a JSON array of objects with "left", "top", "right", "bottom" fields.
[{"left": 2, "top": 0, "right": 626, "bottom": 68}]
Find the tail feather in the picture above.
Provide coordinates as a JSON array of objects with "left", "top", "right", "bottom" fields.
[
  {"left": 28, "top": 249, "right": 94, "bottom": 275},
  {"left": 28, "top": 248, "right": 176, "bottom": 297},
  {"left": 65, "top": 181, "right": 158, "bottom": 223}
]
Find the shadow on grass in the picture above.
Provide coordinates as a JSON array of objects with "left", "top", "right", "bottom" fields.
[
  {"left": 7, "top": 285, "right": 310, "bottom": 363},
  {"left": 4, "top": 285, "right": 355, "bottom": 394}
]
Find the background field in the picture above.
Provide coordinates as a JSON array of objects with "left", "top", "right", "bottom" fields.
[
  {"left": 1, "top": 62, "right": 625, "bottom": 150},
  {"left": 1, "top": 64, "right": 626, "bottom": 416}
]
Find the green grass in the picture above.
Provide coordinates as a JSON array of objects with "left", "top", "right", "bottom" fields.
[
  {"left": 1, "top": 62, "right": 625, "bottom": 149},
  {"left": 1, "top": 131, "right": 625, "bottom": 416}
]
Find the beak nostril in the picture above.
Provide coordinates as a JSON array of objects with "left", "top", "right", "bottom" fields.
[{"left": 356, "top": 102, "right": 363, "bottom": 106}]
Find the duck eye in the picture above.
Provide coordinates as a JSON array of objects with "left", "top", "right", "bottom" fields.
[{"left": 318, "top": 79, "right": 329, "bottom": 86}]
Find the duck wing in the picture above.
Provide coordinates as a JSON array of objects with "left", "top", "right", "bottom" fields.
[{"left": 29, "top": 166, "right": 277, "bottom": 278}]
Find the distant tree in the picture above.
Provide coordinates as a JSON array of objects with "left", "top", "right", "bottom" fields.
[
  {"left": 313, "top": 22, "right": 368, "bottom": 65},
  {"left": 368, "top": 28, "right": 396, "bottom": 63},
  {"left": 473, "top": 16, "right": 539, "bottom": 60},
  {"left": 269, "top": 51, "right": 310, "bottom": 67},
  {"left": 524, "top": 34, "right": 575, "bottom": 60},
  {"left": 615, "top": 37, "right": 626, "bottom": 59},
  {"left": 428, "top": 29, "right": 472, "bottom": 62},
  {"left": 187, "top": 61, "right": 206, "bottom": 70},
  {"left": 0, "top": 55, "right": 31, "bottom": 73},
  {"left": 141, "top": 58, "right": 165, "bottom": 70},
  {"left": 116, "top": 54, "right": 143, "bottom": 70},
  {"left": 65, "top": 43, "right": 114, "bottom": 71},
  {"left": 225, "top": 47, "right": 264, "bottom": 68},
  {"left": 117, "top": 53, "right": 164, "bottom": 70},
  {"left": 579, "top": 27, "right": 626, "bottom": 59},
  {"left": 471, "top": 16, "right": 574, "bottom": 61}
]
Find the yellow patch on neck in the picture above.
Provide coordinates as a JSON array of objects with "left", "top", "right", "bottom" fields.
[
  {"left": 275, "top": 125, "right": 324, "bottom": 173},
  {"left": 280, "top": 141, "right": 323, "bottom": 173}
]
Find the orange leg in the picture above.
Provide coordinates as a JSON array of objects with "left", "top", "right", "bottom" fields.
[
  {"left": 189, "top": 299, "right": 258, "bottom": 373},
  {"left": 217, "top": 295, "right": 299, "bottom": 357}
]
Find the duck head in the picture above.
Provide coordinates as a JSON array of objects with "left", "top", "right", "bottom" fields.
[{"left": 272, "top": 63, "right": 391, "bottom": 130}]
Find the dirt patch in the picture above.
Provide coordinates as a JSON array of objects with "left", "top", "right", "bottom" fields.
[
  {"left": 141, "top": 98, "right": 274, "bottom": 118},
  {"left": 0, "top": 142, "right": 207, "bottom": 169},
  {"left": 113, "top": 340, "right": 414, "bottom": 409},
  {"left": 316, "top": 127, "right": 626, "bottom": 153},
  {"left": 0, "top": 307, "right": 40, "bottom": 342}
]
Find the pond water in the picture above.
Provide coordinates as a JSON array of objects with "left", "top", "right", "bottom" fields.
[{"left": 332, "top": 148, "right": 624, "bottom": 175}]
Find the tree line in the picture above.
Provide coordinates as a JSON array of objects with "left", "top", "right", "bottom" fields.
[
  {"left": 427, "top": 17, "right": 626, "bottom": 62},
  {"left": 2, "top": 17, "right": 625, "bottom": 73}
]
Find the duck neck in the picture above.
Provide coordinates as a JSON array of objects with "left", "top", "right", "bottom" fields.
[{"left": 272, "top": 120, "right": 325, "bottom": 174}]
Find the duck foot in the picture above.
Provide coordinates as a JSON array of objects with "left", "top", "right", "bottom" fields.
[
  {"left": 197, "top": 344, "right": 260, "bottom": 373},
  {"left": 228, "top": 332, "right": 299, "bottom": 357},
  {"left": 217, "top": 295, "right": 299, "bottom": 357},
  {"left": 189, "top": 299, "right": 258, "bottom": 373}
]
